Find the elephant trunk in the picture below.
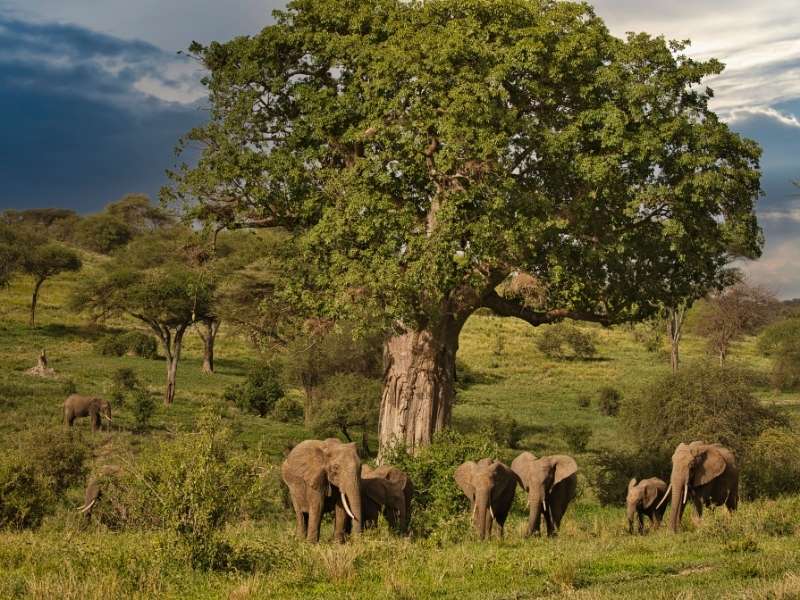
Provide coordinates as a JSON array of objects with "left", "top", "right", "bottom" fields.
[
  {"left": 475, "top": 489, "right": 490, "bottom": 540},
  {"left": 626, "top": 500, "right": 637, "bottom": 534},
  {"left": 669, "top": 474, "right": 687, "bottom": 532},
  {"left": 527, "top": 488, "right": 545, "bottom": 537},
  {"left": 342, "top": 479, "right": 362, "bottom": 535}
]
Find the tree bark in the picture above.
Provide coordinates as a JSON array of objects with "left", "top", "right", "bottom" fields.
[
  {"left": 30, "top": 278, "right": 44, "bottom": 327},
  {"left": 378, "top": 320, "right": 462, "bottom": 455},
  {"left": 198, "top": 318, "right": 220, "bottom": 374},
  {"left": 665, "top": 305, "right": 686, "bottom": 374},
  {"left": 159, "top": 324, "right": 187, "bottom": 405}
]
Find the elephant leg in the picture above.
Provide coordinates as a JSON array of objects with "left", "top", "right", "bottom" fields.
[
  {"left": 638, "top": 512, "right": 644, "bottom": 534},
  {"left": 544, "top": 504, "right": 557, "bottom": 537},
  {"left": 691, "top": 495, "right": 704, "bottom": 526},
  {"left": 289, "top": 492, "right": 307, "bottom": 540},
  {"left": 726, "top": 488, "right": 738, "bottom": 512},
  {"left": 306, "top": 495, "right": 323, "bottom": 543},
  {"left": 333, "top": 503, "right": 348, "bottom": 543}
]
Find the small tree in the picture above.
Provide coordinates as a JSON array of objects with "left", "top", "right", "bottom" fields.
[
  {"left": 691, "top": 283, "right": 778, "bottom": 364},
  {"left": 0, "top": 223, "right": 22, "bottom": 288},
  {"left": 75, "top": 213, "right": 133, "bottom": 254},
  {"left": 17, "top": 234, "right": 82, "bottom": 326}
]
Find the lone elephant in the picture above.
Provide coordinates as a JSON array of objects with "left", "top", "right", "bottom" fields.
[
  {"left": 454, "top": 458, "right": 518, "bottom": 540},
  {"left": 361, "top": 464, "right": 413, "bottom": 532},
  {"left": 76, "top": 465, "right": 122, "bottom": 519},
  {"left": 626, "top": 477, "right": 668, "bottom": 534},
  {"left": 659, "top": 441, "right": 738, "bottom": 532},
  {"left": 281, "top": 438, "right": 363, "bottom": 543},
  {"left": 64, "top": 394, "right": 112, "bottom": 432},
  {"left": 511, "top": 452, "right": 577, "bottom": 537}
]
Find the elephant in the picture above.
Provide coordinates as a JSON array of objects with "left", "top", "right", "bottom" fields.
[
  {"left": 281, "top": 438, "right": 363, "bottom": 543},
  {"left": 454, "top": 458, "right": 519, "bottom": 540},
  {"left": 511, "top": 452, "right": 577, "bottom": 537},
  {"left": 361, "top": 464, "right": 414, "bottom": 532},
  {"left": 76, "top": 465, "right": 121, "bottom": 519},
  {"left": 658, "top": 441, "right": 738, "bottom": 532},
  {"left": 626, "top": 477, "right": 668, "bottom": 534},
  {"left": 64, "top": 394, "right": 112, "bottom": 432}
]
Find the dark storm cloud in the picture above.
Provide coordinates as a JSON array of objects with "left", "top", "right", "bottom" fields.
[{"left": 0, "top": 16, "right": 206, "bottom": 212}]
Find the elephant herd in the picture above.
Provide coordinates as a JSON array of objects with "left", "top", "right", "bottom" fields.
[{"left": 280, "top": 438, "right": 739, "bottom": 543}]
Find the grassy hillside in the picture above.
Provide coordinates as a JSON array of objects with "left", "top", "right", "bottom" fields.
[{"left": 1, "top": 251, "right": 799, "bottom": 599}]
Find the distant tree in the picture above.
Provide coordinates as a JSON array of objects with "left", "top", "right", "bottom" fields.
[
  {"left": 0, "top": 223, "right": 22, "bottom": 288},
  {"left": 15, "top": 230, "right": 82, "bottom": 326},
  {"left": 1, "top": 209, "right": 80, "bottom": 242},
  {"left": 691, "top": 283, "right": 779, "bottom": 364},
  {"left": 105, "top": 194, "right": 176, "bottom": 234},
  {"left": 71, "top": 229, "right": 214, "bottom": 404},
  {"left": 75, "top": 213, "right": 134, "bottom": 254},
  {"left": 171, "top": 1, "right": 764, "bottom": 452}
]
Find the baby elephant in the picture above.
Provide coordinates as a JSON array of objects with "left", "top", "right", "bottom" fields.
[
  {"left": 626, "top": 477, "right": 668, "bottom": 534},
  {"left": 64, "top": 394, "right": 112, "bottom": 432}
]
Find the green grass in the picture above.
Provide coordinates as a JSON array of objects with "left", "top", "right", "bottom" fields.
[{"left": 1, "top": 253, "right": 800, "bottom": 598}]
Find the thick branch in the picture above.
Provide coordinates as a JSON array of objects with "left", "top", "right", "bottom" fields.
[{"left": 481, "top": 291, "right": 614, "bottom": 327}]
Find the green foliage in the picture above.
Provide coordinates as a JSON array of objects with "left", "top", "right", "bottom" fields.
[
  {"left": 75, "top": 213, "right": 133, "bottom": 254},
  {"left": 308, "top": 373, "right": 380, "bottom": 449},
  {"left": 112, "top": 367, "right": 140, "bottom": 391},
  {"left": 743, "top": 428, "right": 800, "bottom": 499},
  {"left": 96, "top": 334, "right": 127, "bottom": 356},
  {"left": 271, "top": 395, "right": 304, "bottom": 424},
  {"left": 131, "top": 388, "right": 156, "bottom": 432},
  {"left": 480, "top": 413, "right": 522, "bottom": 449},
  {"left": 119, "top": 331, "right": 158, "bottom": 359},
  {"left": 224, "top": 365, "right": 284, "bottom": 417},
  {"left": 588, "top": 448, "right": 670, "bottom": 505},
  {"left": 536, "top": 323, "right": 597, "bottom": 360},
  {"left": 620, "top": 363, "right": 788, "bottom": 460},
  {"left": 758, "top": 318, "right": 800, "bottom": 391},
  {"left": 597, "top": 386, "right": 622, "bottom": 417},
  {"left": 630, "top": 319, "right": 663, "bottom": 353},
  {"left": 562, "top": 424, "right": 592, "bottom": 453},
  {"left": 0, "top": 460, "right": 49, "bottom": 529},
  {"left": 382, "top": 430, "right": 499, "bottom": 538},
  {"left": 172, "top": 0, "right": 762, "bottom": 331}
]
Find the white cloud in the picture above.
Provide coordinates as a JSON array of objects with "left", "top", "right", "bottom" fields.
[
  {"left": 741, "top": 238, "right": 800, "bottom": 299},
  {"left": 727, "top": 107, "right": 800, "bottom": 129}
]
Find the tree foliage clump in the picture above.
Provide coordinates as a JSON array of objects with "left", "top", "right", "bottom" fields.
[
  {"left": 758, "top": 318, "right": 800, "bottom": 391},
  {"left": 597, "top": 386, "right": 622, "bottom": 416},
  {"left": 743, "top": 428, "right": 800, "bottom": 499},
  {"left": 536, "top": 322, "right": 597, "bottom": 360},
  {"left": 224, "top": 365, "right": 285, "bottom": 417},
  {"left": 310, "top": 373, "right": 382, "bottom": 454}
]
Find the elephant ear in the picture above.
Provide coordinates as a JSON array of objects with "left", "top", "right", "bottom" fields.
[
  {"left": 641, "top": 483, "right": 659, "bottom": 509},
  {"left": 454, "top": 462, "right": 476, "bottom": 501},
  {"left": 627, "top": 478, "right": 637, "bottom": 491},
  {"left": 363, "top": 478, "right": 389, "bottom": 506},
  {"left": 361, "top": 464, "right": 374, "bottom": 478},
  {"left": 693, "top": 446, "right": 727, "bottom": 487},
  {"left": 298, "top": 445, "right": 329, "bottom": 492},
  {"left": 551, "top": 455, "right": 578, "bottom": 487}
]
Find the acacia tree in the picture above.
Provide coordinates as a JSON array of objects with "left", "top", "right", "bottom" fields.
[
  {"left": 168, "top": 0, "right": 762, "bottom": 452},
  {"left": 72, "top": 230, "right": 214, "bottom": 404}
]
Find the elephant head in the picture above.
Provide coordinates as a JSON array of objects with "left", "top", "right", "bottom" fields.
[
  {"left": 322, "top": 439, "right": 363, "bottom": 534},
  {"left": 362, "top": 464, "right": 412, "bottom": 532},
  {"left": 454, "top": 458, "right": 518, "bottom": 540},
  {"left": 98, "top": 399, "right": 112, "bottom": 422},
  {"left": 626, "top": 478, "right": 662, "bottom": 533},
  {"left": 511, "top": 452, "right": 577, "bottom": 535},
  {"left": 664, "top": 441, "right": 729, "bottom": 532}
]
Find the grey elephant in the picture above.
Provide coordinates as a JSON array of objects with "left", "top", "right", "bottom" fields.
[
  {"left": 361, "top": 464, "right": 414, "bottom": 532},
  {"left": 76, "top": 465, "right": 122, "bottom": 519},
  {"left": 454, "top": 458, "right": 518, "bottom": 540},
  {"left": 626, "top": 477, "right": 668, "bottom": 534},
  {"left": 64, "top": 394, "right": 112, "bottom": 431},
  {"left": 281, "top": 438, "right": 363, "bottom": 543},
  {"left": 511, "top": 452, "right": 577, "bottom": 537},
  {"left": 658, "top": 441, "right": 738, "bottom": 532}
]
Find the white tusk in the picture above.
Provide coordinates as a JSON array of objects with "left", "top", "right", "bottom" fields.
[
  {"left": 472, "top": 502, "right": 477, "bottom": 520},
  {"left": 656, "top": 483, "right": 672, "bottom": 510},
  {"left": 102, "top": 414, "right": 112, "bottom": 421},
  {"left": 341, "top": 493, "right": 356, "bottom": 520},
  {"left": 542, "top": 497, "right": 547, "bottom": 513},
  {"left": 682, "top": 483, "right": 689, "bottom": 506},
  {"left": 77, "top": 499, "right": 96, "bottom": 513},
  {"left": 489, "top": 506, "right": 495, "bottom": 522}
]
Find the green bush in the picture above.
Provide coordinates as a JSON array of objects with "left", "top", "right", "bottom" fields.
[
  {"left": 587, "top": 448, "right": 670, "bottom": 505},
  {"left": 224, "top": 365, "right": 284, "bottom": 417},
  {"left": 110, "top": 367, "right": 140, "bottom": 406},
  {"left": 95, "top": 334, "right": 127, "bottom": 356},
  {"left": 561, "top": 424, "right": 592, "bottom": 453},
  {"left": 620, "top": 363, "right": 788, "bottom": 460},
  {"left": 131, "top": 388, "right": 156, "bottom": 432},
  {"left": 770, "top": 352, "right": 800, "bottom": 392},
  {"left": 597, "top": 386, "right": 622, "bottom": 417},
  {"left": 757, "top": 318, "right": 800, "bottom": 356},
  {"left": 119, "top": 331, "right": 158, "bottom": 359},
  {"left": 481, "top": 413, "right": 522, "bottom": 449},
  {"left": 272, "top": 394, "right": 304, "bottom": 423},
  {"left": 0, "top": 459, "right": 50, "bottom": 529},
  {"left": 743, "top": 428, "right": 800, "bottom": 499},
  {"left": 536, "top": 322, "right": 597, "bottom": 360},
  {"left": 382, "top": 430, "right": 499, "bottom": 538}
]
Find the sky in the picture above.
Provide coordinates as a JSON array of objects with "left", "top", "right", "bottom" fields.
[{"left": 0, "top": 1, "right": 798, "bottom": 297}]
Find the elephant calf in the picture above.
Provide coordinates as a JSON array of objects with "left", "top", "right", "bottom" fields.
[
  {"left": 361, "top": 464, "right": 414, "bottom": 533},
  {"left": 511, "top": 452, "right": 577, "bottom": 537},
  {"left": 626, "top": 477, "right": 667, "bottom": 534},
  {"left": 455, "top": 458, "right": 518, "bottom": 540},
  {"left": 64, "top": 394, "right": 112, "bottom": 432}
]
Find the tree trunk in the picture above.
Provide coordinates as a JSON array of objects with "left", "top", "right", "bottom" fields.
[
  {"left": 30, "top": 278, "right": 44, "bottom": 327},
  {"left": 163, "top": 326, "right": 187, "bottom": 405},
  {"left": 666, "top": 305, "right": 685, "bottom": 374},
  {"left": 199, "top": 319, "right": 220, "bottom": 374},
  {"left": 378, "top": 320, "right": 461, "bottom": 456}
]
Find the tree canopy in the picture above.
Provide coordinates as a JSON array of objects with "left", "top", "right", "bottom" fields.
[{"left": 168, "top": 0, "right": 764, "bottom": 449}]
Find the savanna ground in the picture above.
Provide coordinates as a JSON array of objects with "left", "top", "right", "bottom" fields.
[{"left": 1, "top": 251, "right": 799, "bottom": 599}]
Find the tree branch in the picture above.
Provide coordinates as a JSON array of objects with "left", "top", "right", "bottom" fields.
[{"left": 481, "top": 291, "right": 614, "bottom": 327}]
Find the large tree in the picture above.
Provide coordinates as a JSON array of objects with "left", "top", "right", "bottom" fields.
[{"left": 168, "top": 0, "right": 763, "bottom": 452}]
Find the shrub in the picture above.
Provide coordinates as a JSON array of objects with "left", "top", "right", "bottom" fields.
[
  {"left": 95, "top": 334, "right": 127, "bottom": 357},
  {"left": 0, "top": 459, "right": 50, "bottom": 529},
  {"left": 309, "top": 373, "right": 381, "bottom": 454},
  {"left": 272, "top": 394, "right": 304, "bottom": 423},
  {"left": 536, "top": 322, "right": 597, "bottom": 360},
  {"left": 587, "top": 447, "right": 670, "bottom": 505},
  {"left": 597, "top": 386, "right": 622, "bottom": 416},
  {"left": 620, "top": 363, "right": 788, "bottom": 460},
  {"left": 110, "top": 367, "right": 140, "bottom": 406},
  {"left": 562, "top": 424, "right": 592, "bottom": 453},
  {"left": 481, "top": 413, "right": 522, "bottom": 449},
  {"left": 131, "top": 387, "right": 156, "bottom": 432},
  {"left": 382, "top": 430, "right": 499, "bottom": 538},
  {"left": 757, "top": 317, "right": 800, "bottom": 356},
  {"left": 743, "top": 428, "right": 800, "bottom": 499},
  {"left": 630, "top": 318, "right": 663, "bottom": 353},
  {"left": 119, "top": 331, "right": 158, "bottom": 359},
  {"left": 224, "top": 364, "right": 285, "bottom": 417},
  {"left": 770, "top": 353, "right": 800, "bottom": 391}
]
